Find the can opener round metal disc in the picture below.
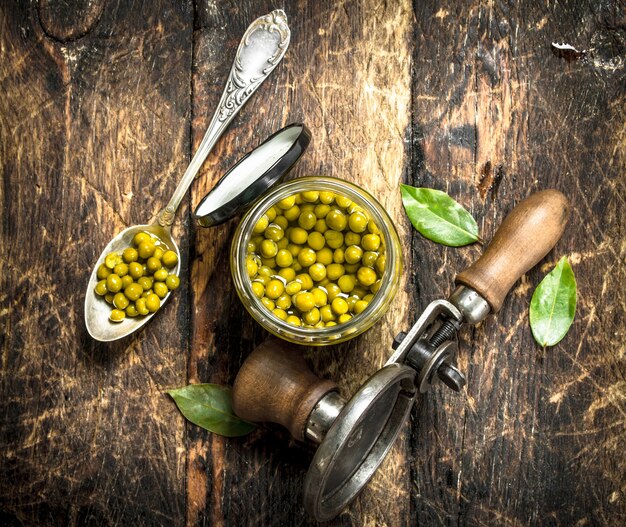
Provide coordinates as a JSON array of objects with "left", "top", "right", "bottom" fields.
[{"left": 232, "top": 190, "right": 570, "bottom": 521}]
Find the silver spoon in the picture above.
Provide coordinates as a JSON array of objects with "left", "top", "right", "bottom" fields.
[{"left": 85, "top": 10, "right": 290, "bottom": 342}]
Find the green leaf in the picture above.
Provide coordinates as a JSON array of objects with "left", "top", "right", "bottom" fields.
[
  {"left": 400, "top": 185, "right": 480, "bottom": 246},
  {"left": 167, "top": 384, "right": 256, "bottom": 437},
  {"left": 529, "top": 256, "right": 577, "bottom": 347}
]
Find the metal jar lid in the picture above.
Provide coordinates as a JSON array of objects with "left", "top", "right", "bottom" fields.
[{"left": 193, "top": 123, "right": 310, "bottom": 227}]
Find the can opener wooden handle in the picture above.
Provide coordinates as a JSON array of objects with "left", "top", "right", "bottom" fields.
[{"left": 387, "top": 189, "right": 570, "bottom": 392}]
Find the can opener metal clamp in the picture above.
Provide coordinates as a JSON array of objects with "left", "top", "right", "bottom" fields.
[{"left": 232, "top": 190, "right": 569, "bottom": 521}]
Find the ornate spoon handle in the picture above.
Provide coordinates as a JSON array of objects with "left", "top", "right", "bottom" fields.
[{"left": 158, "top": 10, "right": 290, "bottom": 226}]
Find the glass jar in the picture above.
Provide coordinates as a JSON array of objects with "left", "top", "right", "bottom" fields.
[{"left": 231, "top": 176, "right": 402, "bottom": 345}]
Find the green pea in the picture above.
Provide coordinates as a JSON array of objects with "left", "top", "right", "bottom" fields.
[
  {"left": 251, "top": 282, "right": 265, "bottom": 298},
  {"left": 354, "top": 300, "right": 369, "bottom": 314},
  {"left": 362, "top": 251, "right": 379, "bottom": 268},
  {"left": 273, "top": 308, "right": 288, "bottom": 321},
  {"left": 285, "top": 281, "right": 302, "bottom": 295},
  {"left": 309, "top": 263, "right": 327, "bottom": 282},
  {"left": 276, "top": 195, "right": 296, "bottom": 209},
  {"left": 126, "top": 305, "right": 139, "bottom": 317},
  {"left": 154, "top": 282, "right": 168, "bottom": 298},
  {"left": 314, "top": 219, "right": 328, "bottom": 233},
  {"left": 301, "top": 190, "right": 320, "bottom": 202},
  {"left": 266, "top": 206, "right": 277, "bottom": 221},
  {"left": 344, "top": 245, "right": 363, "bottom": 264},
  {"left": 314, "top": 203, "right": 331, "bottom": 218},
  {"left": 295, "top": 274, "right": 314, "bottom": 290},
  {"left": 133, "top": 232, "right": 151, "bottom": 246},
  {"left": 145, "top": 293, "right": 161, "bottom": 312},
  {"left": 125, "top": 283, "right": 143, "bottom": 301},
  {"left": 298, "top": 210, "right": 317, "bottom": 230},
  {"left": 294, "top": 292, "right": 315, "bottom": 312},
  {"left": 135, "top": 298, "right": 149, "bottom": 315},
  {"left": 153, "top": 247, "right": 165, "bottom": 260},
  {"left": 123, "top": 247, "right": 139, "bottom": 263},
  {"left": 154, "top": 268, "right": 169, "bottom": 281},
  {"left": 138, "top": 241, "right": 156, "bottom": 259},
  {"left": 335, "top": 195, "right": 352, "bottom": 209},
  {"left": 106, "top": 274, "right": 122, "bottom": 293},
  {"left": 274, "top": 215, "right": 289, "bottom": 230},
  {"left": 303, "top": 307, "right": 321, "bottom": 325},
  {"left": 307, "top": 231, "right": 326, "bottom": 251},
  {"left": 105, "top": 252, "right": 122, "bottom": 269},
  {"left": 320, "top": 305, "right": 335, "bottom": 322},
  {"left": 260, "top": 239, "right": 278, "bottom": 258},
  {"left": 283, "top": 205, "right": 301, "bottom": 222},
  {"left": 265, "top": 224, "right": 284, "bottom": 242},
  {"left": 338, "top": 313, "right": 352, "bottom": 324},
  {"left": 162, "top": 250, "right": 178, "bottom": 269},
  {"left": 113, "top": 263, "right": 128, "bottom": 277},
  {"left": 109, "top": 309, "right": 126, "bottom": 322},
  {"left": 95, "top": 280, "right": 108, "bottom": 296},
  {"left": 326, "top": 210, "right": 347, "bottom": 231},
  {"left": 113, "top": 292, "right": 129, "bottom": 310},
  {"left": 297, "top": 248, "right": 317, "bottom": 268},
  {"left": 287, "top": 243, "right": 302, "bottom": 257},
  {"left": 375, "top": 254, "right": 386, "bottom": 274},
  {"left": 138, "top": 276, "right": 153, "bottom": 291},
  {"left": 325, "top": 283, "right": 341, "bottom": 301},
  {"left": 97, "top": 264, "right": 112, "bottom": 280},
  {"left": 324, "top": 230, "right": 344, "bottom": 249},
  {"left": 253, "top": 214, "right": 269, "bottom": 234},
  {"left": 276, "top": 294, "right": 292, "bottom": 310},
  {"left": 311, "top": 288, "right": 328, "bottom": 307},
  {"left": 276, "top": 249, "right": 293, "bottom": 268},
  {"left": 333, "top": 248, "right": 345, "bottom": 263},
  {"left": 146, "top": 257, "right": 162, "bottom": 274},
  {"left": 128, "top": 262, "right": 144, "bottom": 279},
  {"left": 331, "top": 297, "right": 349, "bottom": 315},
  {"left": 261, "top": 297, "right": 275, "bottom": 310},
  {"left": 326, "top": 263, "right": 345, "bottom": 281},
  {"left": 338, "top": 274, "right": 356, "bottom": 293},
  {"left": 165, "top": 275, "right": 180, "bottom": 290},
  {"left": 316, "top": 247, "right": 333, "bottom": 265},
  {"left": 362, "top": 233, "right": 381, "bottom": 251},
  {"left": 266, "top": 279, "right": 285, "bottom": 300},
  {"left": 319, "top": 191, "right": 335, "bottom": 204},
  {"left": 278, "top": 267, "right": 296, "bottom": 282},
  {"left": 286, "top": 315, "right": 302, "bottom": 326},
  {"left": 348, "top": 211, "right": 368, "bottom": 233}
]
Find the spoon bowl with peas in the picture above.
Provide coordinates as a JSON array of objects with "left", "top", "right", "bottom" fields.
[{"left": 84, "top": 10, "right": 291, "bottom": 342}]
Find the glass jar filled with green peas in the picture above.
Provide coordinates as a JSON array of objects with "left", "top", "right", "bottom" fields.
[{"left": 230, "top": 177, "right": 402, "bottom": 345}]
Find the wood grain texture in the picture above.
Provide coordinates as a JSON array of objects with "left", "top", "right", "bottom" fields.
[
  {"left": 1, "top": 1, "right": 192, "bottom": 525},
  {"left": 1, "top": 1, "right": 624, "bottom": 526}
]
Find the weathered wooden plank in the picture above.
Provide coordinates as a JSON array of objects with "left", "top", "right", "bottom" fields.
[
  {"left": 1, "top": 0, "right": 623, "bottom": 526},
  {"left": 409, "top": 2, "right": 625, "bottom": 526},
  {"left": 188, "top": 1, "right": 414, "bottom": 526},
  {"left": 0, "top": 1, "right": 193, "bottom": 524}
]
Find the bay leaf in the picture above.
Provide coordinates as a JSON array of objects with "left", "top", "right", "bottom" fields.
[
  {"left": 167, "top": 383, "right": 256, "bottom": 437},
  {"left": 529, "top": 256, "right": 577, "bottom": 347},
  {"left": 400, "top": 185, "right": 480, "bottom": 246}
]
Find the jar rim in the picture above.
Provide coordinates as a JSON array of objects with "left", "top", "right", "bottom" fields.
[{"left": 231, "top": 176, "right": 403, "bottom": 345}]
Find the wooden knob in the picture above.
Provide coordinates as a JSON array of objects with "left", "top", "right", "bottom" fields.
[
  {"left": 455, "top": 190, "right": 569, "bottom": 312},
  {"left": 232, "top": 339, "right": 338, "bottom": 441}
]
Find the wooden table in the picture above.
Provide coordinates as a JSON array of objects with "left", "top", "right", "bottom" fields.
[{"left": 1, "top": 1, "right": 624, "bottom": 525}]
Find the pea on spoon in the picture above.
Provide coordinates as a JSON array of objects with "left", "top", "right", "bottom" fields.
[{"left": 85, "top": 10, "right": 291, "bottom": 342}]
